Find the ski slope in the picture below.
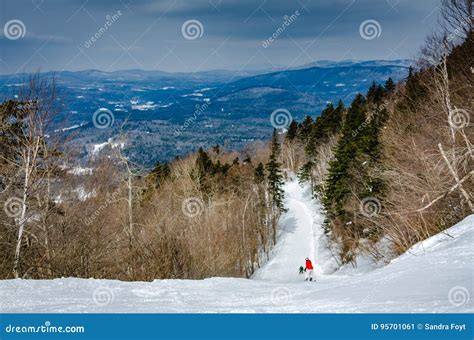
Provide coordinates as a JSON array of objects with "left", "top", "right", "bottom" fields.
[
  {"left": 1, "top": 179, "right": 473, "bottom": 313},
  {"left": 252, "top": 180, "right": 338, "bottom": 282}
]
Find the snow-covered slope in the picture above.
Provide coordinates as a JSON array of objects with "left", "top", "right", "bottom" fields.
[
  {"left": 1, "top": 179, "right": 472, "bottom": 313},
  {"left": 252, "top": 180, "right": 338, "bottom": 282}
]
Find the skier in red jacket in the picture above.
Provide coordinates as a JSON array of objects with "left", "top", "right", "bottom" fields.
[{"left": 305, "top": 257, "right": 314, "bottom": 281}]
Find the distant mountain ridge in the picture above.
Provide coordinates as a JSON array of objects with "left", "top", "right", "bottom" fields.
[
  {"left": 295, "top": 59, "right": 412, "bottom": 69},
  {"left": 0, "top": 59, "right": 411, "bottom": 83},
  {"left": 0, "top": 59, "right": 411, "bottom": 166}
]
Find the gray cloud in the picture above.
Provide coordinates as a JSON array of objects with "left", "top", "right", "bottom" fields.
[{"left": 0, "top": 0, "right": 441, "bottom": 74}]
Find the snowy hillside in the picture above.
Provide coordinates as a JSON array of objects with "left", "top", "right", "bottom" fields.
[
  {"left": 1, "top": 179, "right": 472, "bottom": 313},
  {"left": 252, "top": 180, "right": 340, "bottom": 282}
]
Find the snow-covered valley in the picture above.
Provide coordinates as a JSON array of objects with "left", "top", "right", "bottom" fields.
[{"left": 1, "top": 179, "right": 473, "bottom": 313}]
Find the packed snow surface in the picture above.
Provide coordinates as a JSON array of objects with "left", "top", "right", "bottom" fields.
[{"left": 1, "top": 179, "right": 473, "bottom": 313}]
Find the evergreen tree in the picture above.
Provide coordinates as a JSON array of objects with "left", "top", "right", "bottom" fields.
[
  {"left": 194, "top": 147, "right": 235, "bottom": 188},
  {"left": 286, "top": 120, "right": 298, "bottom": 142},
  {"left": 193, "top": 147, "right": 212, "bottom": 192},
  {"left": 298, "top": 160, "right": 314, "bottom": 186},
  {"left": 374, "top": 84, "right": 385, "bottom": 104},
  {"left": 385, "top": 77, "right": 395, "bottom": 93},
  {"left": 254, "top": 162, "right": 265, "bottom": 183},
  {"left": 304, "top": 127, "right": 319, "bottom": 160},
  {"left": 366, "top": 81, "right": 378, "bottom": 100},
  {"left": 266, "top": 129, "right": 286, "bottom": 213},
  {"left": 366, "top": 82, "right": 385, "bottom": 104},
  {"left": 317, "top": 103, "right": 334, "bottom": 137},
  {"left": 304, "top": 103, "right": 339, "bottom": 160},
  {"left": 323, "top": 94, "right": 367, "bottom": 219},
  {"left": 296, "top": 101, "right": 345, "bottom": 191},
  {"left": 148, "top": 162, "right": 170, "bottom": 189},
  {"left": 402, "top": 66, "right": 427, "bottom": 111},
  {"left": 142, "top": 161, "right": 171, "bottom": 202},
  {"left": 327, "top": 101, "right": 345, "bottom": 134},
  {"left": 196, "top": 147, "right": 213, "bottom": 177},
  {"left": 298, "top": 116, "right": 314, "bottom": 142},
  {"left": 322, "top": 90, "right": 388, "bottom": 244}
]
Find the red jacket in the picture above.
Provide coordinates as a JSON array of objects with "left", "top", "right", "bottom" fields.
[{"left": 305, "top": 259, "right": 313, "bottom": 270}]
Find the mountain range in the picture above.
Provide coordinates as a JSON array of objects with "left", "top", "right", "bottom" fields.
[{"left": 0, "top": 59, "right": 411, "bottom": 166}]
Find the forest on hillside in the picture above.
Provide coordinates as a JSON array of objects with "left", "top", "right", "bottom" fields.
[{"left": 0, "top": 0, "right": 472, "bottom": 281}]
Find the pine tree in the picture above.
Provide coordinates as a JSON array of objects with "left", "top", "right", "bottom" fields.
[
  {"left": 286, "top": 120, "right": 298, "bottom": 142},
  {"left": 304, "top": 103, "right": 337, "bottom": 160},
  {"left": 323, "top": 94, "right": 367, "bottom": 218},
  {"left": 326, "top": 101, "right": 345, "bottom": 135},
  {"left": 196, "top": 147, "right": 213, "bottom": 177},
  {"left": 298, "top": 160, "right": 314, "bottom": 185},
  {"left": 195, "top": 147, "right": 217, "bottom": 192},
  {"left": 296, "top": 101, "right": 345, "bottom": 191},
  {"left": 322, "top": 89, "right": 389, "bottom": 246},
  {"left": 266, "top": 129, "right": 286, "bottom": 213},
  {"left": 385, "top": 77, "right": 395, "bottom": 93},
  {"left": 254, "top": 162, "right": 265, "bottom": 183},
  {"left": 142, "top": 161, "right": 171, "bottom": 203},
  {"left": 148, "top": 162, "right": 170, "bottom": 189},
  {"left": 298, "top": 116, "right": 314, "bottom": 142},
  {"left": 194, "top": 147, "right": 233, "bottom": 189},
  {"left": 402, "top": 66, "right": 427, "bottom": 111},
  {"left": 366, "top": 81, "right": 378, "bottom": 100}
]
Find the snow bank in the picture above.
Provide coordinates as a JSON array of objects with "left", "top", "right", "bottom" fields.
[{"left": 398, "top": 214, "right": 474, "bottom": 259}]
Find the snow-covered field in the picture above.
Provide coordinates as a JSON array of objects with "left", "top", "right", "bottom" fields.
[{"left": 1, "top": 180, "right": 472, "bottom": 313}]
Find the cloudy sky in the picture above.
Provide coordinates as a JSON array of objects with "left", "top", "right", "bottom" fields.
[{"left": 0, "top": 0, "right": 441, "bottom": 74}]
